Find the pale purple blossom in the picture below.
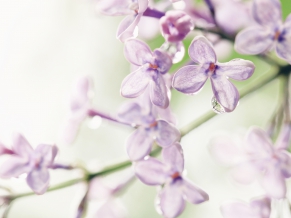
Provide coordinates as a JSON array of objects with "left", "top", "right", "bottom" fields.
[
  {"left": 172, "top": 35, "right": 255, "bottom": 112},
  {"left": 121, "top": 39, "right": 172, "bottom": 108},
  {"left": 210, "top": 125, "right": 291, "bottom": 199},
  {"left": 221, "top": 196, "right": 271, "bottom": 218},
  {"left": 135, "top": 143, "right": 209, "bottom": 218},
  {"left": 98, "top": 0, "right": 149, "bottom": 42},
  {"left": 118, "top": 101, "right": 180, "bottom": 161},
  {"left": 0, "top": 134, "right": 58, "bottom": 194},
  {"left": 160, "top": 10, "right": 194, "bottom": 42},
  {"left": 235, "top": 0, "right": 291, "bottom": 64}
]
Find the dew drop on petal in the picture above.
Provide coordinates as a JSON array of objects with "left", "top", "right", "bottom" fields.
[
  {"left": 211, "top": 96, "right": 225, "bottom": 114},
  {"left": 160, "top": 42, "right": 185, "bottom": 64},
  {"left": 87, "top": 116, "right": 102, "bottom": 129}
]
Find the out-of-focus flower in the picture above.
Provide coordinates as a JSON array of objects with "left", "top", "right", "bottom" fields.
[
  {"left": 60, "top": 76, "right": 93, "bottom": 145},
  {"left": 235, "top": 0, "right": 291, "bottom": 64},
  {"left": 117, "top": 101, "right": 180, "bottom": 161},
  {"left": 121, "top": 39, "right": 172, "bottom": 108},
  {"left": 0, "top": 142, "right": 13, "bottom": 155},
  {"left": 160, "top": 10, "right": 194, "bottom": 42},
  {"left": 0, "top": 134, "right": 58, "bottom": 194},
  {"left": 172, "top": 35, "right": 255, "bottom": 112},
  {"left": 221, "top": 196, "right": 271, "bottom": 218},
  {"left": 135, "top": 143, "right": 209, "bottom": 218},
  {"left": 210, "top": 125, "right": 291, "bottom": 199},
  {"left": 97, "top": 0, "right": 149, "bottom": 42}
]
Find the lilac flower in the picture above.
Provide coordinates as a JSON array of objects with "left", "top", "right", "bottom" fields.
[
  {"left": 134, "top": 143, "right": 209, "bottom": 218},
  {"left": 98, "top": 0, "right": 149, "bottom": 42},
  {"left": 160, "top": 10, "right": 194, "bottom": 42},
  {"left": 221, "top": 196, "right": 271, "bottom": 218},
  {"left": 172, "top": 35, "right": 255, "bottom": 112},
  {"left": 0, "top": 134, "right": 58, "bottom": 194},
  {"left": 121, "top": 39, "right": 172, "bottom": 108},
  {"left": 117, "top": 101, "right": 180, "bottom": 161},
  {"left": 210, "top": 125, "right": 291, "bottom": 199},
  {"left": 235, "top": 0, "right": 291, "bottom": 64}
]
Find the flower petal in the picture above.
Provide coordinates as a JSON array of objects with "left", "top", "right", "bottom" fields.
[
  {"left": 162, "top": 142, "right": 184, "bottom": 173},
  {"left": 250, "top": 196, "right": 271, "bottom": 218},
  {"left": 221, "top": 201, "right": 253, "bottom": 218},
  {"left": 182, "top": 178, "right": 209, "bottom": 204},
  {"left": 153, "top": 49, "right": 172, "bottom": 74},
  {"left": 0, "top": 157, "right": 30, "bottom": 178},
  {"left": 117, "top": 102, "right": 143, "bottom": 125},
  {"left": 172, "top": 65, "right": 208, "bottom": 94},
  {"left": 156, "top": 120, "right": 180, "bottom": 147},
  {"left": 150, "top": 73, "right": 170, "bottom": 108},
  {"left": 98, "top": 0, "right": 133, "bottom": 16},
  {"left": 117, "top": 15, "right": 141, "bottom": 43},
  {"left": 120, "top": 66, "right": 150, "bottom": 98},
  {"left": 158, "top": 182, "right": 186, "bottom": 218},
  {"left": 275, "top": 124, "right": 291, "bottom": 150},
  {"left": 245, "top": 127, "right": 274, "bottom": 156},
  {"left": 277, "top": 151, "right": 291, "bottom": 178},
  {"left": 231, "top": 161, "right": 259, "bottom": 184},
  {"left": 188, "top": 36, "right": 216, "bottom": 64},
  {"left": 124, "top": 39, "right": 153, "bottom": 66},
  {"left": 210, "top": 77, "right": 239, "bottom": 112},
  {"left": 252, "top": 0, "right": 282, "bottom": 28},
  {"left": 216, "top": 59, "right": 255, "bottom": 81},
  {"left": 95, "top": 199, "right": 127, "bottom": 218},
  {"left": 260, "top": 165, "right": 286, "bottom": 199},
  {"left": 134, "top": 157, "right": 167, "bottom": 185},
  {"left": 138, "top": 0, "right": 149, "bottom": 14},
  {"left": 235, "top": 27, "right": 274, "bottom": 54},
  {"left": 35, "top": 144, "right": 58, "bottom": 167},
  {"left": 26, "top": 168, "right": 50, "bottom": 194},
  {"left": 126, "top": 128, "right": 153, "bottom": 161},
  {"left": 12, "top": 133, "right": 33, "bottom": 157},
  {"left": 276, "top": 36, "right": 291, "bottom": 64}
]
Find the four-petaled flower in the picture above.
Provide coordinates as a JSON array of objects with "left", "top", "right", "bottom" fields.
[
  {"left": 172, "top": 35, "right": 255, "bottom": 112},
  {"left": 235, "top": 0, "right": 291, "bottom": 64},
  {"left": 121, "top": 39, "right": 172, "bottom": 108},
  {"left": 135, "top": 143, "right": 209, "bottom": 218},
  {"left": 118, "top": 101, "right": 180, "bottom": 161},
  {"left": 0, "top": 134, "right": 58, "bottom": 194}
]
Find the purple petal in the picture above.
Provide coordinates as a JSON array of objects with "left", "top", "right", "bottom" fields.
[
  {"left": 0, "top": 156, "right": 30, "bottom": 178},
  {"left": 155, "top": 120, "right": 180, "bottom": 147},
  {"left": 117, "top": 102, "right": 143, "bottom": 125},
  {"left": 126, "top": 128, "right": 153, "bottom": 161},
  {"left": 252, "top": 0, "right": 282, "bottom": 27},
  {"left": 134, "top": 157, "right": 167, "bottom": 185},
  {"left": 277, "top": 151, "right": 291, "bottom": 178},
  {"left": 158, "top": 182, "right": 186, "bottom": 218},
  {"left": 235, "top": 27, "right": 274, "bottom": 54},
  {"left": 231, "top": 162, "right": 259, "bottom": 184},
  {"left": 188, "top": 36, "right": 216, "bottom": 64},
  {"left": 220, "top": 201, "right": 253, "bottom": 218},
  {"left": 245, "top": 127, "right": 274, "bottom": 156},
  {"left": 70, "top": 76, "right": 91, "bottom": 113},
  {"left": 210, "top": 77, "right": 239, "bottom": 112},
  {"left": 275, "top": 124, "right": 291, "bottom": 150},
  {"left": 138, "top": 0, "right": 149, "bottom": 13},
  {"left": 12, "top": 133, "right": 33, "bottom": 157},
  {"left": 117, "top": 15, "right": 141, "bottom": 43},
  {"left": 35, "top": 144, "right": 58, "bottom": 167},
  {"left": 124, "top": 38, "right": 153, "bottom": 66},
  {"left": 162, "top": 142, "right": 184, "bottom": 173},
  {"left": 260, "top": 165, "right": 286, "bottom": 199},
  {"left": 276, "top": 37, "right": 291, "bottom": 64},
  {"left": 149, "top": 73, "right": 170, "bottom": 108},
  {"left": 98, "top": 0, "right": 133, "bottom": 16},
  {"left": 26, "top": 168, "right": 50, "bottom": 194},
  {"left": 95, "top": 199, "right": 127, "bottom": 218},
  {"left": 209, "top": 136, "right": 243, "bottom": 166},
  {"left": 121, "top": 66, "right": 150, "bottom": 98},
  {"left": 216, "top": 59, "right": 255, "bottom": 81},
  {"left": 172, "top": 65, "right": 208, "bottom": 94},
  {"left": 250, "top": 196, "right": 271, "bottom": 218},
  {"left": 182, "top": 178, "right": 209, "bottom": 204},
  {"left": 153, "top": 49, "right": 172, "bottom": 74}
]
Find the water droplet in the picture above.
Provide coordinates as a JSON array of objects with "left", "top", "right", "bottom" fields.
[
  {"left": 211, "top": 97, "right": 225, "bottom": 114},
  {"left": 160, "top": 41, "right": 185, "bottom": 64},
  {"left": 88, "top": 116, "right": 102, "bottom": 129}
]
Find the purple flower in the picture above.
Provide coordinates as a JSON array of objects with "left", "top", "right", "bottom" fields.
[
  {"left": 160, "top": 10, "right": 194, "bottom": 42},
  {"left": 0, "top": 134, "right": 58, "bottom": 194},
  {"left": 210, "top": 125, "right": 291, "bottom": 199},
  {"left": 235, "top": 0, "right": 291, "bottom": 64},
  {"left": 172, "top": 35, "right": 255, "bottom": 112},
  {"left": 135, "top": 143, "right": 209, "bottom": 218},
  {"left": 221, "top": 196, "right": 271, "bottom": 218},
  {"left": 118, "top": 101, "right": 180, "bottom": 161},
  {"left": 98, "top": 0, "right": 149, "bottom": 42},
  {"left": 121, "top": 39, "right": 172, "bottom": 108}
]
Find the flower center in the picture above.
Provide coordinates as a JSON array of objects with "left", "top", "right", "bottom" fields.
[
  {"left": 208, "top": 63, "right": 216, "bottom": 72},
  {"left": 129, "top": 2, "right": 139, "bottom": 14},
  {"left": 171, "top": 172, "right": 180, "bottom": 179},
  {"left": 149, "top": 121, "right": 158, "bottom": 127},
  {"left": 274, "top": 30, "right": 281, "bottom": 41},
  {"left": 149, "top": 63, "right": 158, "bottom": 69}
]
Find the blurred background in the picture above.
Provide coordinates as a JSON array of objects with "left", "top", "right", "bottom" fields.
[{"left": 0, "top": 0, "right": 291, "bottom": 217}]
